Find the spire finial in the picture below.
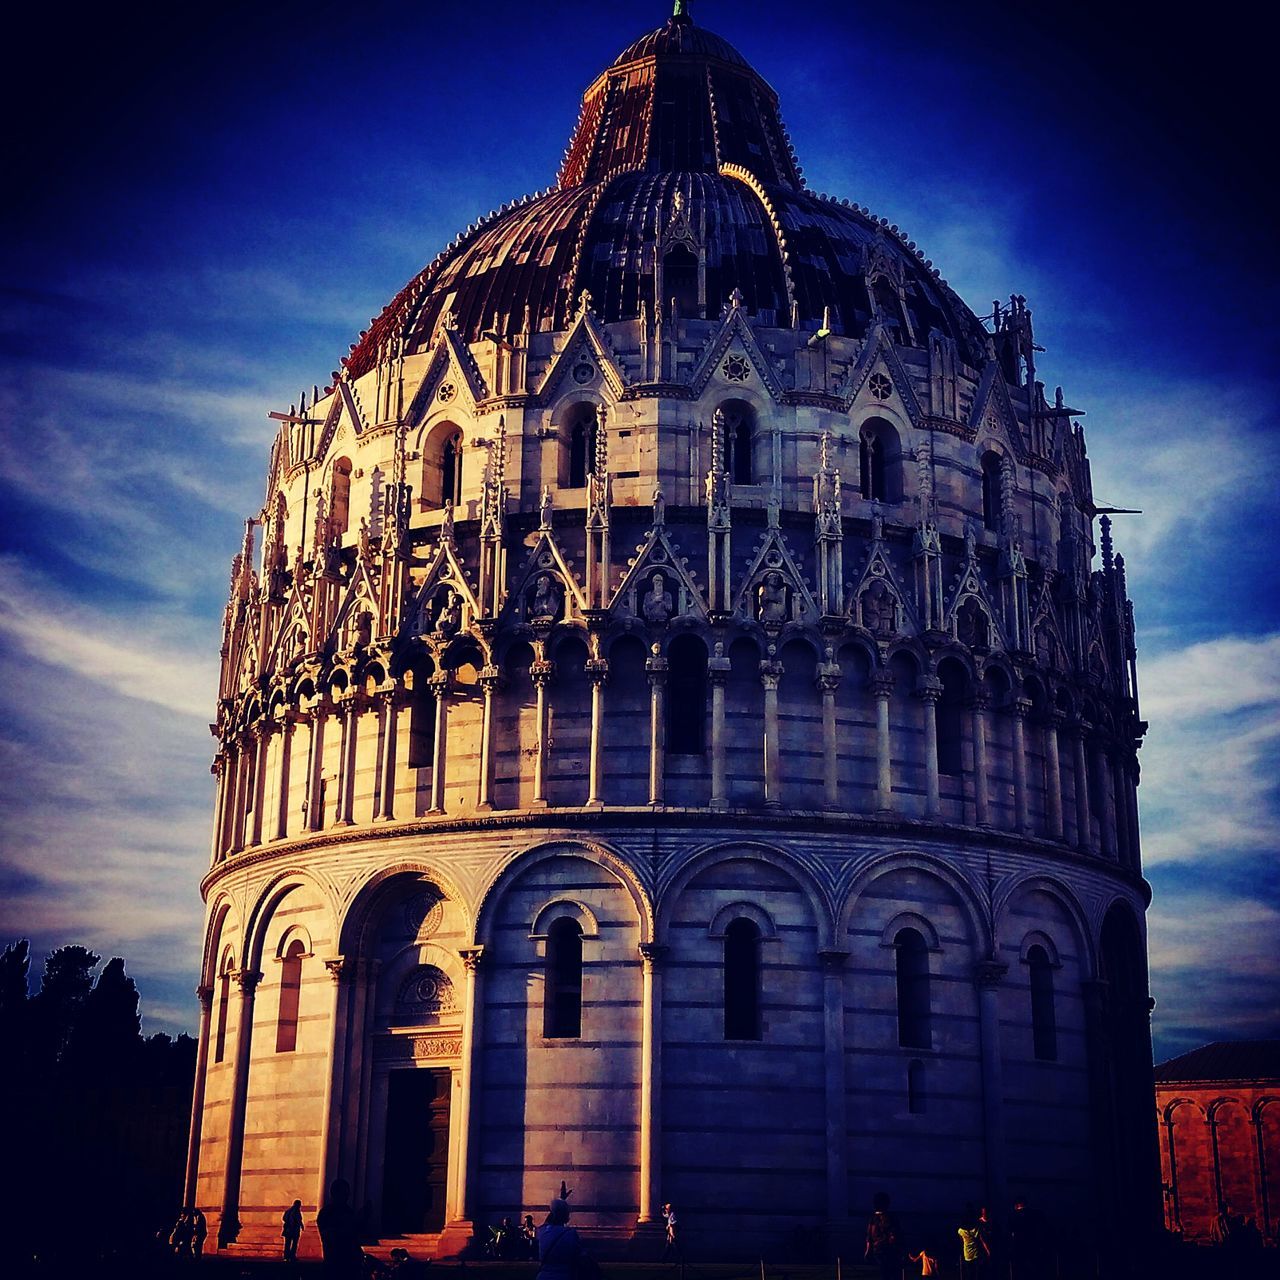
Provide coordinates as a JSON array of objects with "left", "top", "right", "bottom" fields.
[{"left": 672, "top": 0, "right": 692, "bottom": 24}]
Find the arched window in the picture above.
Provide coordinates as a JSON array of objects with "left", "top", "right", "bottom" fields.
[
  {"left": 895, "top": 927, "right": 931, "bottom": 1049},
  {"left": 441, "top": 432, "right": 463, "bottom": 508},
  {"left": 275, "top": 939, "right": 306, "bottom": 1053},
  {"left": 329, "top": 457, "right": 352, "bottom": 540},
  {"left": 907, "top": 1058, "right": 926, "bottom": 1114},
  {"left": 567, "top": 406, "right": 597, "bottom": 488},
  {"left": 214, "top": 963, "right": 232, "bottom": 1064},
  {"left": 724, "top": 917, "right": 761, "bottom": 1040},
  {"left": 663, "top": 243, "right": 699, "bottom": 319},
  {"left": 721, "top": 400, "right": 755, "bottom": 485},
  {"left": 544, "top": 917, "right": 583, "bottom": 1038},
  {"left": 859, "top": 418, "right": 900, "bottom": 502},
  {"left": 1028, "top": 944, "right": 1057, "bottom": 1061},
  {"left": 981, "top": 452, "right": 1003, "bottom": 532},
  {"left": 936, "top": 661, "right": 967, "bottom": 777},
  {"left": 666, "top": 634, "right": 707, "bottom": 755}
]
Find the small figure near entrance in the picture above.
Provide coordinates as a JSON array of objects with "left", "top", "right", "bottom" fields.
[
  {"left": 283, "top": 1198, "right": 305, "bottom": 1262},
  {"left": 865, "top": 1191, "right": 903, "bottom": 1280},
  {"left": 522, "top": 1214, "right": 538, "bottom": 1257},
  {"left": 168, "top": 1209, "right": 193, "bottom": 1257},
  {"left": 957, "top": 1204, "right": 989, "bottom": 1280},
  {"left": 661, "top": 1202, "right": 680, "bottom": 1260},
  {"left": 317, "top": 1179, "right": 364, "bottom": 1280}
]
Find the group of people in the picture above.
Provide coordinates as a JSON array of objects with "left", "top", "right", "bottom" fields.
[
  {"left": 486, "top": 1213, "right": 539, "bottom": 1258},
  {"left": 1210, "top": 1200, "right": 1268, "bottom": 1256},
  {"left": 865, "top": 1192, "right": 1049, "bottom": 1279},
  {"left": 164, "top": 1206, "right": 207, "bottom": 1259}
]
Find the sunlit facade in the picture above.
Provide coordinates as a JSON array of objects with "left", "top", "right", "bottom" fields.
[{"left": 189, "top": 3, "right": 1160, "bottom": 1258}]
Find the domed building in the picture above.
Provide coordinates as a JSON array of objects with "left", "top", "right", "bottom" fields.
[{"left": 188, "top": 1, "right": 1160, "bottom": 1261}]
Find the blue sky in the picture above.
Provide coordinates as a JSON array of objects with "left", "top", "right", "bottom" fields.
[{"left": 1, "top": 0, "right": 1276, "bottom": 1060}]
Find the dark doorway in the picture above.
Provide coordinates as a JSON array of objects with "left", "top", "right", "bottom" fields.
[{"left": 382, "top": 1068, "right": 452, "bottom": 1234}]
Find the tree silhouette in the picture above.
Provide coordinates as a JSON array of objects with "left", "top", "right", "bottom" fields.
[
  {"left": 30, "top": 943, "right": 99, "bottom": 1073},
  {"left": 66, "top": 955, "right": 142, "bottom": 1081}
]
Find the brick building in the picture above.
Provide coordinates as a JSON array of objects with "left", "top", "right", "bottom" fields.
[
  {"left": 1155, "top": 1040, "right": 1280, "bottom": 1243},
  {"left": 187, "top": 1, "right": 1160, "bottom": 1261}
]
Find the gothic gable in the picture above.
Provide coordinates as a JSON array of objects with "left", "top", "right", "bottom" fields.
[{"left": 688, "top": 300, "right": 786, "bottom": 401}]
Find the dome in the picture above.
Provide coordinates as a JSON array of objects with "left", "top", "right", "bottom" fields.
[{"left": 344, "top": 4, "right": 989, "bottom": 379}]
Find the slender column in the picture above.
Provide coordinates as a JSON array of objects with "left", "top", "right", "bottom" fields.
[
  {"left": 210, "top": 760, "right": 228, "bottom": 863},
  {"left": 974, "top": 959, "right": 1009, "bottom": 1217},
  {"left": 453, "top": 946, "right": 486, "bottom": 1224},
  {"left": 219, "top": 969, "right": 262, "bottom": 1243},
  {"left": 818, "top": 663, "right": 841, "bottom": 810},
  {"left": 819, "top": 949, "right": 850, "bottom": 1227},
  {"left": 647, "top": 650, "right": 667, "bottom": 806},
  {"left": 332, "top": 698, "right": 359, "bottom": 826},
  {"left": 1255, "top": 1107, "right": 1273, "bottom": 1241},
  {"left": 1010, "top": 696, "right": 1031, "bottom": 833},
  {"left": 248, "top": 723, "right": 269, "bottom": 846},
  {"left": 761, "top": 657, "right": 783, "bottom": 809},
  {"left": 373, "top": 693, "right": 398, "bottom": 821},
  {"left": 429, "top": 673, "right": 450, "bottom": 814},
  {"left": 1092, "top": 735, "right": 1116, "bottom": 858},
  {"left": 1044, "top": 710, "right": 1065, "bottom": 841},
  {"left": 637, "top": 943, "right": 667, "bottom": 1223},
  {"left": 871, "top": 672, "right": 894, "bottom": 812},
  {"left": 918, "top": 677, "right": 942, "bottom": 817},
  {"left": 709, "top": 647, "right": 730, "bottom": 811},
  {"left": 274, "top": 714, "right": 296, "bottom": 840},
  {"left": 230, "top": 738, "right": 251, "bottom": 852},
  {"left": 183, "top": 984, "right": 215, "bottom": 1205},
  {"left": 971, "top": 692, "right": 991, "bottom": 827},
  {"left": 1073, "top": 719, "right": 1093, "bottom": 851},
  {"left": 531, "top": 661, "right": 553, "bottom": 807},
  {"left": 1163, "top": 1110, "right": 1181, "bottom": 1232},
  {"left": 306, "top": 700, "right": 329, "bottom": 832},
  {"left": 315, "top": 957, "right": 349, "bottom": 1210},
  {"left": 586, "top": 659, "right": 608, "bottom": 807},
  {"left": 478, "top": 669, "right": 501, "bottom": 811}
]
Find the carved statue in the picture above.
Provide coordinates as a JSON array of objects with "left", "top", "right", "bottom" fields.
[
  {"left": 434, "top": 588, "right": 462, "bottom": 636},
  {"left": 756, "top": 570, "right": 789, "bottom": 625},
  {"left": 529, "top": 573, "right": 562, "bottom": 621},
  {"left": 539, "top": 485, "right": 554, "bottom": 529},
  {"left": 642, "top": 572, "right": 674, "bottom": 625},
  {"left": 862, "top": 579, "right": 896, "bottom": 635},
  {"left": 652, "top": 485, "right": 666, "bottom": 526},
  {"left": 957, "top": 597, "right": 989, "bottom": 649}
]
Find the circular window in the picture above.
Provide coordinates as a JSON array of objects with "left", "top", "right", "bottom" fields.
[
  {"left": 438, "top": 381, "right": 457, "bottom": 403},
  {"left": 868, "top": 372, "right": 893, "bottom": 400},
  {"left": 723, "top": 354, "right": 750, "bottom": 382}
]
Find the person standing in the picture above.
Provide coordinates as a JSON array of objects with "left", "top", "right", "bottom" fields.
[
  {"left": 865, "top": 1192, "right": 903, "bottom": 1280},
  {"left": 957, "top": 1205, "right": 988, "bottom": 1280},
  {"left": 189, "top": 1206, "right": 207, "bottom": 1259},
  {"left": 661, "top": 1202, "right": 679, "bottom": 1260},
  {"left": 282, "top": 1198, "right": 304, "bottom": 1262},
  {"left": 317, "top": 1179, "right": 363, "bottom": 1280},
  {"left": 537, "top": 1199, "right": 584, "bottom": 1280}
]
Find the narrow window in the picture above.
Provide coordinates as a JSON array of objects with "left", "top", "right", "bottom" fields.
[
  {"left": 981, "top": 452, "right": 1002, "bottom": 532},
  {"left": 408, "top": 669, "right": 437, "bottom": 769},
  {"left": 936, "top": 665, "right": 966, "bottom": 777},
  {"left": 568, "top": 409, "right": 596, "bottom": 488},
  {"left": 895, "top": 927, "right": 931, "bottom": 1049},
  {"left": 441, "top": 432, "right": 463, "bottom": 507},
  {"left": 214, "top": 968, "right": 231, "bottom": 1064},
  {"left": 724, "top": 917, "right": 762, "bottom": 1040},
  {"left": 1028, "top": 945, "right": 1057, "bottom": 1061},
  {"left": 275, "top": 939, "right": 305, "bottom": 1054},
  {"left": 545, "top": 917, "right": 583, "bottom": 1038},
  {"left": 666, "top": 635, "right": 707, "bottom": 755},
  {"left": 663, "top": 244, "right": 699, "bottom": 319},
  {"left": 329, "top": 457, "right": 352, "bottom": 540},
  {"left": 721, "top": 401, "right": 755, "bottom": 485},
  {"left": 907, "top": 1058, "right": 926, "bottom": 1114}
]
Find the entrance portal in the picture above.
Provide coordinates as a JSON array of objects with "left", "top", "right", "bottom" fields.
[{"left": 382, "top": 1068, "right": 451, "bottom": 1233}]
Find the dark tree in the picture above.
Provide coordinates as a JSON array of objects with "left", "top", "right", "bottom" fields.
[
  {"left": 30, "top": 942, "right": 100, "bottom": 1073},
  {"left": 66, "top": 955, "right": 143, "bottom": 1080}
]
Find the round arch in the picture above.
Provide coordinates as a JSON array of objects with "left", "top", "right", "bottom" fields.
[
  {"left": 338, "top": 860, "right": 473, "bottom": 957},
  {"left": 244, "top": 867, "right": 339, "bottom": 973},
  {"left": 993, "top": 872, "right": 1096, "bottom": 978}
]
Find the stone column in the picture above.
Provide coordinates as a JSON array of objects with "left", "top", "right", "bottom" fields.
[
  {"left": 818, "top": 663, "right": 841, "bottom": 810},
  {"left": 183, "top": 984, "right": 215, "bottom": 1206},
  {"left": 819, "top": 949, "right": 850, "bottom": 1228},
  {"left": 274, "top": 714, "right": 296, "bottom": 840},
  {"left": 453, "top": 946, "right": 486, "bottom": 1225},
  {"left": 871, "top": 672, "right": 894, "bottom": 812},
  {"left": 585, "top": 658, "right": 608, "bottom": 807},
  {"left": 531, "top": 661, "right": 553, "bottom": 808},
  {"left": 219, "top": 968, "right": 262, "bottom": 1242},
  {"left": 210, "top": 759, "right": 228, "bottom": 863},
  {"left": 315, "top": 957, "right": 349, "bottom": 1210},
  {"left": 373, "top": 693, "right": 398, "bottom": 821},
  {"left": 333, "top": 697, "right": 360, "bottom": 826},
  {"left": 761, "top": 656, "right": 783, "bottom": 809},
  {"left": 1044, "top": 709, "right": 1065, "bottom": 841},
  {"left": 971, "top": 692, "right": 991, "bottom": 827},
  {"left": 1010, "top": 696, "right": 1031, "bottom": 833},
  {"left": 1092, "top": 734, "right": 1116, "bottom": 858},
  {"left": 918, "top": 677, "right": 943, "bottom": 817},
  {"left": 248, "top": 723, "right": 269, "bottom": 846},
  {"left": 708, "top": 647, "right": 730, "bottom": 811},
  {"left": 306, "top": 700, "right": 329, "bottom": 832},
  {"left": 429, "top": 673, "right": 450, "bottom": 814},
  {"left": 637, "top": 943, "right": 667, "bottom": 1223},
  {"left": 1254, "top": 1106, "right": 1273, "bottom": 1241},
  {"left": 974, "top": 959, "right": 1009, "bottom": 1217},
  {"left": 647, "top": 650, "right": 667, "bottom": 806},
  {"left": 1073, "top": 719, "right": 1093, "bottom": 852},
  {"left": 478, "top": 668, "right": 501, "bottom": 811},
  {"left": 230, "top": 738, "right": 250, "bottom": 852}
]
